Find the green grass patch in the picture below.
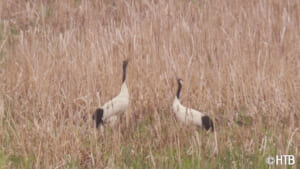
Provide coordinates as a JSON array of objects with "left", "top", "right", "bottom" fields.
[{"left": 9, "top": 154, "right": 35, "bottom": 169}]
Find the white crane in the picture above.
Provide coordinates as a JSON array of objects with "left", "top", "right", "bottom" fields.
[
  {"left": 93, "top": 60, "right": 129, "bottom": 128},
  {"left": 173, "top": 78, "right": 214, "bottom": 131}
]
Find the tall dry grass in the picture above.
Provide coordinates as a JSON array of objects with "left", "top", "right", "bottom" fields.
[{"left": 0, "top": 0, "right": 299, "bottom": 168}]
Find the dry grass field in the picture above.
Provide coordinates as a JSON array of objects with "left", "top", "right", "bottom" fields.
[{"left": 0, "top": 0, "right": 299, "bottom": 168}]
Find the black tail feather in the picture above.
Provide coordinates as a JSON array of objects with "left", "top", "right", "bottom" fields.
[
  {"left": 202, "top": 115, "right": 214, "bottom": 132},
  {"left": 93, "top": 108, "right": 104, "bottom": 128}
]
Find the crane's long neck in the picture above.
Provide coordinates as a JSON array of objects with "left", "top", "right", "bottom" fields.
[
  {"left": 176, "top": 81, "right": 182, "bottom": 99},
  {"left": 122, "top": 64, "right": 127, "bottom": 83}
]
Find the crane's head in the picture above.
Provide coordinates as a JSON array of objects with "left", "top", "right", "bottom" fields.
[
  {"left": 177, "top": 78, "right": 183, "bottom": 84},
  {"left": 123, "top": 59, "right": 129, "bottom": 68}
]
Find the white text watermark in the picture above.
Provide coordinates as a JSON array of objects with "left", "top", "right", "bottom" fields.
[{"left": 266, "top": 155, "right": 295, "bottom": 165}]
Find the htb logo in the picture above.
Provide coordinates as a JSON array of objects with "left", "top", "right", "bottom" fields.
[{"left": 266, "top": 155, "right": 295, "bottom": 165}]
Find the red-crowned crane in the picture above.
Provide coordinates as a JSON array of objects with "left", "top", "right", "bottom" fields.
[
  {"left": 93, "top": 60, "right": 129, "bottom": 128},
  {"left": 173, "top": 78, "right": 214, "bottom": 131}
]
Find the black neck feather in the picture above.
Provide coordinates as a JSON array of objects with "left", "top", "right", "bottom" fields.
[
  {"left": 122, "top": 64, "right": 127, "bottom": 83},
  {"left": 176, "top": 81, "right": 182, "bottom": 98}
]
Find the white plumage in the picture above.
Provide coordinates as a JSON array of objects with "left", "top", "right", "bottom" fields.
[
  {"left": 101, "top": 82, "right": 129, "bottom": 120},
  {"left": 173, "top": 78, "right": 214, "bottom": 131},
  {"left": 93, "top": 60, "right": 129, "bottom": 128}
]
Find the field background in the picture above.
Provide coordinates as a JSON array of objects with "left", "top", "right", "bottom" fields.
[{"left": 0, "top": 0, "right": 299, "bottom": 168}]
